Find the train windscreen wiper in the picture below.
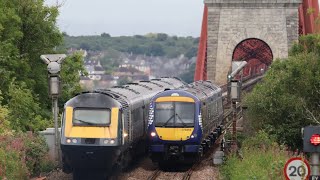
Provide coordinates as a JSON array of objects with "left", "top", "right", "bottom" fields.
[
  {"left": 175, "top": 113, "right": 187, "bottom": 127},
  {"left": 162, "top": 114, "right": 175, "bottom": 127},
  {"left": 74, "top": 118, "right": 95, "bottom": 125}
]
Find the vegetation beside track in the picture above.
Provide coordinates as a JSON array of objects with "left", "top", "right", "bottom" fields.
[
  {"left": 0, "top": 0, "right": 85, "bottom": 179},
  {"left": 222, "top": 35, "right": 320, "bottom": 178},
  {"left": 0, "top": 131, "right": 54, "bottom": 180},
  {"left": 221, "top": 131, "right": 289, "bottom": 180},
  {"left": 245, "top": 34, "right": 320, "bottom": 150}
]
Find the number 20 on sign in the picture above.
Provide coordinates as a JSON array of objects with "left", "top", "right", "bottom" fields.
[{"left": 284, "top": 157, "right": 310, "bottom": 180}]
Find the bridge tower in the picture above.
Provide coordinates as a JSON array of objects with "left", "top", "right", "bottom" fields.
[{"left": 195, "top": 0, "right": 318, "bottom": 85}]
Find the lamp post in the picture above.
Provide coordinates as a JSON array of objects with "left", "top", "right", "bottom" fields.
[{"left": 40, "top": 54, "right": 66, "bottom": 163}]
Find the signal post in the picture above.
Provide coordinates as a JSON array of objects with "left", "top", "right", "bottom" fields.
[
  {"left": 227, "top": 61, "right": 247, "bottom": 149},
  {"left": 41, "top": 54, "right": 66, "bottom": 163},
  {"left": 303, "top": 126, "right": 320, "bottom": 179}
]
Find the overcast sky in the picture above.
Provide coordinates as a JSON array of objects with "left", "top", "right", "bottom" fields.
[{"left": 45, "top": 0, "right": 204, "bottom": 37}]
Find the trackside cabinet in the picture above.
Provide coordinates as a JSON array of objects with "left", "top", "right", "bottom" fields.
[{"left": 303, "top": 126, "right": 320, "bottom": 153}]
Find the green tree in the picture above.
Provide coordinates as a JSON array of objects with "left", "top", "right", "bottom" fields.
[
  {"left": 0, "top": 0, "right": 23, "bottom": 104},
  {"left": 179, "top": 63, "right": 195, "bottom": 83},
  {"left": 156, "top": 33, "right": 168, "bottom": 41},
  {"left": 147, "top": 43, "right": 164, "bottom": 56},
  {"left": 0, "top": 91, "right": 10, "bottom": 134},
  {"left": 7, "top": 81, "right": 49, "bottom": 131},
  {"left": 185, "top": 47, "right": 197, "bottom": 59},
  {"left": 118, "top": 76, "right": 131, "bottom": 86},
  {"left": 0, "top": 0, "right": 85, "bottom": 132},
  {"left": 127, "top": 45, "right": 145, "bottom": 54},
  {"left": 60, "top": 52, "right": 87, "bottom": 106},
  {"left": 14, "top": 0, "right": 63, "bottom": 102},
  {"left": 245, "top": 34, "right": 320, "bottom": 150},
  {"left": 101, "top": 32, "right": 111, "bottom": 38}
]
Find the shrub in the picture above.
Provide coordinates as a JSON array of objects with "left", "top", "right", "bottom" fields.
[
  {"left": 0, "top": 132, "right": 54, "bottom": 179},
  {"left": 0, "top": 148, "right": 28, "bottom": 180},
  {"left": 24, "top": 132, "right": 50, "bottom": 176},
  {"left": 221, "top": 131, "right": 289, "bottom": 180},
  {"left": 7, "top": 81, "right": 49, "bottom": 131}
]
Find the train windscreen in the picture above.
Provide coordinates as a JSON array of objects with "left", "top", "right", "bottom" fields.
[
  {"left": 73, "top": 108, "right": 111, "bottom": 126},
  {"left": 155, "top": 102, "right": 194, "bottom": 127}
]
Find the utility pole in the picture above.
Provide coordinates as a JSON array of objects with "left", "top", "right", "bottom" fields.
[{"left": 40, "top": 54, "right": 66, "bottom": 163}]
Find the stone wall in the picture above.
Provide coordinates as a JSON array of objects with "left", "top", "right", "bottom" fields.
[{"left": 205, "top": 0, "right": 301, "bottom": 85}]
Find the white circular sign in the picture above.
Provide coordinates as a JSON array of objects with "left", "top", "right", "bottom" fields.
[
  {"left": 47, "top": 62, "right": 61, "bottom": 74},
  {"left": 284, "top": 157, "right": 310, "bottom": 180}
]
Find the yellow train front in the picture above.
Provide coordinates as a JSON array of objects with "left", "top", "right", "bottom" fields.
[
  {"left": 147, "top": 81, "right": 223, "bottom": 166},
  {"left": 60, "top": 92, "right": 123, "bottom": 175},
  {"left": 60, "top": 77, "right": 186, "bottom": 178}
]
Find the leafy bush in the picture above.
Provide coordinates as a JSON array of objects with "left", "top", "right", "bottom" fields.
[
  {"left": 7, "top": 81, "right": 49, "bottom": 132},
  {"left": 24, "top": 133, "right": 50, "bottom": 176},
  {"left": 0, "top": 132, "right": 53, "bottom": 179},
  {"left": 221, "top": 131, "right": 288, "bottom": 180},
  {"left": 0, "top": 148, "right": 28, "bottom": 180},
  {"left": 0, "top": 91, "right": 10, "bottom": 134}
]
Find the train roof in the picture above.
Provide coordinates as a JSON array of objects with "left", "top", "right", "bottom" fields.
[
  {"left": 151, "top": 81, "right": 221, "bottom": 102},
  {"left": 71, "top": 77, "right": 186, "bottom": 109},
  {"left": 185, "top": 81, "right": 221, "bottom": 101}
]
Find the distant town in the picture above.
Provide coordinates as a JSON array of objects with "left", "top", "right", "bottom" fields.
[{"left": 68, "top": 48, "right": 196, "bottom": 90}]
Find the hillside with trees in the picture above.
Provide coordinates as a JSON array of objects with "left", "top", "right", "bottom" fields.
[{"left": 62, "top": 33, "right": 199, "bottom": 83}]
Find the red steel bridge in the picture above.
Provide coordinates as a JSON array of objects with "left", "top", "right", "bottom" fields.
[{"left": 194, "top": 0, "right": 319, "bottom": 82}]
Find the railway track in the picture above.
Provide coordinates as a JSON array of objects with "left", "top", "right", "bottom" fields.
[
  {"left": 147, "top": 126, "right": 227, "bottom": 180},
  {"left": 147, "top": 169, "right": 161, "bottom": 180}
]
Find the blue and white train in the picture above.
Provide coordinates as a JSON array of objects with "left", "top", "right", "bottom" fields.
[{"left": 147, "top": 81, "right": 224, "bottom": 166}]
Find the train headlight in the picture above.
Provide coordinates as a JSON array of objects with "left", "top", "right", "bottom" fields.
[
  {"left": 66, "top": 139, "right": 71, "bottom": 143},
  {"left": 191, "top": 135, "right": 195, "bottom": 139},
  {"left": 151, "top": 132, "right": 157, "bottom": 137},
  {"left": 72, "top": 139, "right": 78, "bottom": 143},
  {"left": 123, "top": 132, "right": 128, "bottom": 138},
  {"left": 110, "top": 139, "right": 115, "bottom": 144},
  {"left": 103, "top": 140, "right": 109, "bottom": 144}
]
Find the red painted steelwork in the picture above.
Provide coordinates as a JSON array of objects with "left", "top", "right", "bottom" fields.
[
  {"left": 194, "top": 1, "right": 319, "bottom": 81},
  {"left": 194, "top": 5, "right": 208, "bottom": 81},
  {"left": 299, "top": 0, "right": 319, "bottom": 35},
  {"left": 232, "top": 38, "right": 273, "bottom": 77}
]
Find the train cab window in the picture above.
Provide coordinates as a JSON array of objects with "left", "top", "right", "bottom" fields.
[
  {"left": 73, "top": 108, "right": 111, "bottom": 126},
  {"left": 155, "top": 102, "right": 195, "bottom": 127}
]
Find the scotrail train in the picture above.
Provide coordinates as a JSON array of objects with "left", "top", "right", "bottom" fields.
[
  {"left": 147, "top": 81, "right": 224, "bottom": 167},
  {"left": 60, "top": 77, "right": 185, "bottom": 179}
]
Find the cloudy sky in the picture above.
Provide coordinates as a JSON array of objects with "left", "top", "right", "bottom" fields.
[{"left": 45, "top": 0, "right": 204, "bottom": 37}]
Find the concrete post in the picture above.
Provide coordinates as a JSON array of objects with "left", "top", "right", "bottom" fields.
[
  {"left": 53, "top": 97, "right": 60, "bottom": 163},
  {"left": 232, "top": 101, "right": 237, "bottom": 148},
  {"left": 311, "top": 153, "right": 320, "bottom": 176}
]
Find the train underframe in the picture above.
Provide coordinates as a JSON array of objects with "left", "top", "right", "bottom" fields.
[
  {"left": 150, "top": 144, "right": 202, "bottom": 164},
  {"left": 61, "top": 145, "right": 120, "bottom": 174},
  {"left": 149, "top": 126, "right": 224, "bottom": 166}
]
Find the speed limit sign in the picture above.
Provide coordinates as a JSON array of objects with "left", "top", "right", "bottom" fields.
[{"left": 284, "top": 157, "right": 310, "bottom": 180}]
